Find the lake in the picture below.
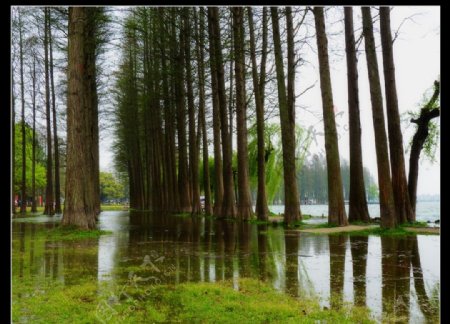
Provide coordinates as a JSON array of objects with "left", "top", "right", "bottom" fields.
[
  {"left": 269, "top": 200, "right": 440, "bottom": 225},
  {"left": 12, "top": 211, "right": 440, "bottom": 323}
]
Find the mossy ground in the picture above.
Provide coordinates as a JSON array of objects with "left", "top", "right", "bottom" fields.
[
  {"left": 12, "top": 277, "right": 375, "bottom": 323},
  {"left": 36, "top": 225, "right": 112, "bottom": 241}
]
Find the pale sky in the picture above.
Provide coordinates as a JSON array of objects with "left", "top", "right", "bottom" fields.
[{"left": 98, "top": 6, "right": 440, "bottom": 196}]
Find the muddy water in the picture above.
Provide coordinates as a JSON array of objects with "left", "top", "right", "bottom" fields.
[{"left": 12, "top": 211, "right": 440, "bottom": 323}]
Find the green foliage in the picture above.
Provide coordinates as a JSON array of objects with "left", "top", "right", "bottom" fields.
[
  {"left": 13, "top": 122, "right": 47, "bottom": 194},
  {"left": 405, "top": 80, "right": 440, "bottom": 163},
  {"left": 100, "top": 171, "right": 126, "bottom": 202},
  {"left": 247, "top": 123, "right": 312, "bottom": 204}
]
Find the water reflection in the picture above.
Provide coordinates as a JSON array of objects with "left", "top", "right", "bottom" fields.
[{"left": 12, "top": 212, "right": 440, "bottom": 323}]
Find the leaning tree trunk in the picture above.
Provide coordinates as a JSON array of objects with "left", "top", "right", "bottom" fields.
[
  {"left": 12, "top": 57, "right": 16, "bottom": 215},
  {"left": 248, "top": 7, "right": 269, "bottom": 221},
  {"left": 361, "top": 7, "right": 396, "bottom": 228},
  {"left": 270, "top": 7, "right": 301, "bottom": 226},
  {"left": 62, "top": 7, "right": 97, "bottom": 229},
  {"left": 314, "top": 7, "right": 348, "bottom": 226},
  {"left": 408, "top": 81, "right": 440, "bottom": 214},
  {"left": 232, "top": 7, "right": 253, "bottom": 220},
  {"left": 380, "top": 7, "right": 414, "bottom": 224},
  {"left": 43, "top": 7, "right": 54, "bottom": 216},
  {"left": 208, "top": 7, "right": 236, "bottom": 219},
  {"left": 344, "top": 7, "right": 370, "bottom": 223},
  {"left": 49, "top": 10, "right": 62, "bottom": 214},
  {"left": 19, "top": 8, "right": 27, "bottom": 214}
]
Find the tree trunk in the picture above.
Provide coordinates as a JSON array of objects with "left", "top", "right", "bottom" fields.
[
  {"left": 361, "top": 7, "right": 396, "bottom": 228},
  {"left": 344, "top": 7, "right": 370, "bottom": 223},
  {"left": 408, "top": 82, "right": 439, "bottom": 214},
  {"left": 313, "top": 7, "right": 348, "bottom": 226},
  {"left": 43, "top": 7, "right": 54, "bottom": 216},
  {"left": 380, "top": 7, "right": 414, "bottom": 224},
  {"left": 207, "top": 9, "right": 224, "bottom": 216},
  {"left": 62, "top": 7, "right": 97, "bottom": 229},
  {"left": 184, "top": 8, "right": 201, "bottom": 215},
  {"left": 31, "top": 53, "right": 37, "bottom": 213},
  {"left": 232, "top": 7, "right": 253, "bottom": 220},
  {"left": 195, "top": 8, "right": 213, "bottom": 215},
  {"left": 248, "top": 7, "right": 269, "bottom": 221},
  {"left": 19, "top": 8, "right": 27, "bottom": 214},
  {"left": 12, "top": 51, "right": 16, "bottom": 215},
  {"left": 208, "top": 7, "right": 236, "bottom": 219},
  {"left": 49, "top": 9, "right": 62, "bottom": 214},
  {"left": 176, "top": 11, "right": 192, "bottom": 213},
  {"left": 270, "top": 7, "right": 301, "bottom": 226}
]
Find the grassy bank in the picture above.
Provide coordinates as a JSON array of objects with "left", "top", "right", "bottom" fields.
[{"left": 12, "top": 277, "right": 375, "bottom": 323}]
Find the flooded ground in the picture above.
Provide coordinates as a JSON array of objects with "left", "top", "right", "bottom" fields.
[{"left": 12, "top": 211, "right": 440, "bottom": 323}]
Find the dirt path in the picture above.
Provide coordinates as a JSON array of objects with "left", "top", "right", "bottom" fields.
[{"left": 299, "top": 225, "right": 377, "bottom": 234}]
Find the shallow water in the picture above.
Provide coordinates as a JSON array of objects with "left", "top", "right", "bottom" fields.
[{"left": 12, "top": 211, "right": 440, "bottom": 323}]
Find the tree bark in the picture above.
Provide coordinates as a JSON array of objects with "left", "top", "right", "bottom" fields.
[
  {"left": 19, "top": 8, "right": 27, "bottom": 214},
  {"left": 344, "top": 7, "right": 370, "bottom": 223},
  {"left": 43, "top": 7, "right": 54, "bottom": 216},
  {"left": 380, "top": 7, "right": 414, "bottom": 224},
  {"left": 208, "top": 7, "right": 236, "bottom": 218},
  {"left": 176, "top": 11, "right": 192, "bottom": 213},
  {"left": 195, "top": 8, "right": 213, "bottom": 215},
  {"left": 207, "top": 9, "right": 224, "bottom": 216},
  {"left": 232, "top": 7, "right": 253, "bottom": 220},
  {"left": 49, "top": 9, "right": 62, "bottom": 214},
  {"left": 31, "top": 52, "right": 37, "bottom": 212},
  {"left": 270, "top": 7, "right": 301, "bottom": 225},
  {"left": 62, "top": 7, "right": 97, "bottom": 229},
  {"left": 248, "top": 7, "right": 269, "bottom": 221},
  {"left": 313, "top": 7, "right": 348, "bottom": 226},
  {"left": 361, "top": 7, "right": 396, "bottom": 228},
  {"left": 184, "top": 8, "right": 201, "bottom": 215}
]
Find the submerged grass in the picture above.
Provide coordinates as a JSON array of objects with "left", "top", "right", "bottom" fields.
[
  {"left": 37, "top": 226, "right": 113, "bottom": 241},
  {"left": 12, "top": 277, "right": 375, "bottom": 324}
]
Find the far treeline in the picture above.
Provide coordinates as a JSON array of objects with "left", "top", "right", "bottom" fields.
[{"left": 11, "top": 7, "right": 440, "bottom": 229}]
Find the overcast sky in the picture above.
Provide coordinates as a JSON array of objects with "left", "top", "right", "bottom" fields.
[{"left": 98, "top": 6, "right": 440, "bottom": 196}]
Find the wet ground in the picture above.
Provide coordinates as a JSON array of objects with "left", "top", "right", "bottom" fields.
[{"left": 12, "top": 211, "right": 440, "bottom": 323}]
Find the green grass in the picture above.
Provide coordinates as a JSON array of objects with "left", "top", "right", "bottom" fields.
[
  {"left": 331, "top": 226, "right": 415, "bottom": 237},
  {"left": 399, "top": 221, "right": 429, "bottom": 228},
  {"left": 12, "top": 277, "right": 375, "bottom": 323}
]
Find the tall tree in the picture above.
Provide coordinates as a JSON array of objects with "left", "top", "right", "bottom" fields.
[
  {"left": 184, "top": 8, "right": 201, "bottom": 215},
  {"left": 62, "top": 7, "right": 97, "bottom": 229},
  {"left": 208, "top": 7, "right": 236, "bottom": 218},
  {"left": 361, "top": 7, "right": 396, "bottom": 228},
  {"left": 43, "top": 7, "right": 54, "bottom": 216},
  {"left": 380, "top": 7, "right": 414, "bottom": 224},
  {"left": 18, "top": 8, "right": 27, "bottom": 214},
  {"left": 313, "top": 7, "right": 348, "bottom": 226},
  {"left": 48, "top": 9, "right": 62, "bottom": 214},
  {"left": 232, "top": 7, "right": 253, "bottom": 220},
  {"left": 176, "top": 9, "right": 192, "bottom": 212},
  {"left": 31, "top": 44, "right": 38, "bottom": 213},
  {"left": 270, "top": 7, "right": 301, "bottom": 225},
  {"left": 207, "top": 8, "right": 224, "bottom": 216},
  {"left": 408, "top": 81, "right": 440, "bottom": 214},
  {"left": 195, "top": 8, "right": 213, "bottom": 215},
  {"left": 344, "top": 7, "right": 370, "bottom": 223},
  {"left": 248, "top": 7, "right": 269, "bottom": 221}
]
